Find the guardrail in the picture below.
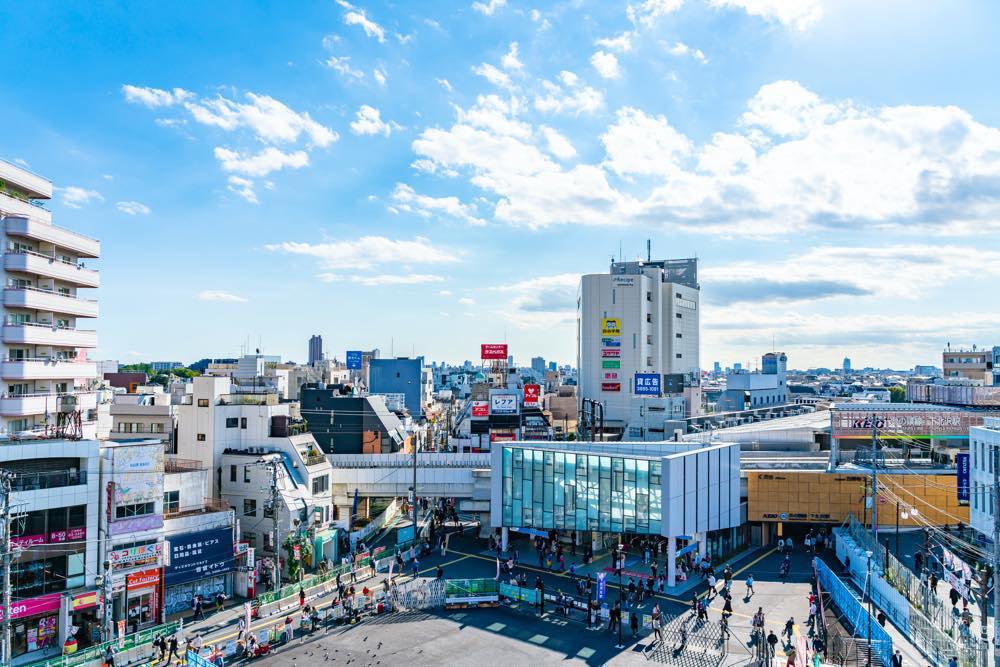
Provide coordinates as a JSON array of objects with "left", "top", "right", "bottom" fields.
[{"left": 24, "top": 621, "right": 181, "bottom": 667}]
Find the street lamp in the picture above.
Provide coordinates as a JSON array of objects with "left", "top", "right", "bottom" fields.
[
  {"left": 615, "top": 541, "right": 624, "bottom": 649},
  {"left": 865, "top": 549, "right": 873, "bottom": 667}
]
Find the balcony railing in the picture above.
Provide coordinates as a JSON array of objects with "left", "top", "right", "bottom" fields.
[
  {"left": 4, "top": 284, "right": 96, "bottom": 303},
  {"left": 165, "top": 457, "right": 205, "bottom": 473},
  {"left": 9, "top": 469, "right": 87, "bottom": 492},
  {"left": 164, "top": 497, "right": 232, "bottom": 518},
  {"left": 6, "top": 248, "right": 85, "bottom": 268}
]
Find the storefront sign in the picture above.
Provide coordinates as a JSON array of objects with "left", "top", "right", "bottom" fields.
[
  {"left": 489, "top": 393, "right": 519, "bottom": 415},
  {"left": 957, "top": 452, "right": 970, "bottom": 503},
  {"left": 603, "top": 372, "right": 619, "bottom": 381},
  {"left": 345, "top": 351, "right": 363, "bottom": 370},
  {"left": 634, "top": 373, "right": 661, "bottom": 396},
  {"left": 601, "top": 318, "right": 621, "bottom": 336},
  {"left": 71, "top": 591, "right": 98, "bottom": 611},
  {"left": 109, "top": 542, "right": 164, "bottom": 566},
  {"left": 165, "top": 527, "right": 235, "bottom": 586},
  {"left": 601, "top": 338, "right": 621, "bottom": 347},
  {"left": 601, "top": 360, "right": 620, "bottom": 369},
  {"left": 49, "top": 526, "right": 86, "bottom": 543},
  {"left": 126, "top": 568, "right": 161, "bottom": 589},
  {"left": 831, "top": 408, "right": 987, "bottom": 439},
  {"left": 523, "top": 384, "right": 540, "bottom": 405},
  {"left": 601, "top": 349, "right": 620, "bottom": 358},
  {"left": 481, "top": 344, "right": 508, "bottom": 360},
  {"left": 11, "top": 534, "right": 47, "bottom": 548},
  {"left": 0, "top": 592, "right": 62, "bottom": 621},
  {"left": 601, "top": 382, "right": 621, "bottom": 392},
  {"left": 471, "top": 401, "right": 489, "bottom": 418},
  {"left": 109, "top": 514, "right": 164, "bottom": 535}
]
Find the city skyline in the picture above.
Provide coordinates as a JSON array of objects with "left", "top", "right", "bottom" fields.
[{"left": 3, "top": 1, "right": 999, "bottom": 369}]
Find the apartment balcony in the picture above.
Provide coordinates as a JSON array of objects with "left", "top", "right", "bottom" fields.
[
  {"left": 0, "top": 192, "right": 52, "bottom": 224},
  {"left": 0, "top": 159, "right": 52, "bottom": 199},
  {"left": 4, "top": 287, "right": 98, "bottom": 318},
  {"left": 9, "top": 469, "right": 87, "bottom": 493},
  {"left": 2, "top": 322, "right": 98, "bottom": 348},
  {"left": 4, "top": 250, "right": 99, "bottom": 288},
  {"left": 4, "top": 216, "right": 99, "bottom": 258},
  {"left": 0, "top": 391, "right": 96, "bottom": 416},
  {"left": 0, "top": 358, "right": 97, "bottom": 381}
]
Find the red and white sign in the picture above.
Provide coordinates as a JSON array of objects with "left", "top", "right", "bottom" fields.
[
  {"left": 0, "top": 592, "right": 62, "bottom": 621},
  {"left": 11, "top": 534, "right": 46, "bottom": 548},
  {"left": 49, "top": 527, "right": 86, "bottom": 543},
  {"left": 601, "top": 349, "right": 621, "bottom": 358},
  {"left": 481, "top": 343, "right": 509, "bottom": 360},
  {"left": 523, "top": 384, "right": 540, "bottom": 405},
  {"left": 601, "top": 382, "right": 622, "bottom": 392},
  {"left": 471, "top": 401, "right": 489, "bottom": 418},
  {"left": 126, "top": 568, "right": 160, "bottom": 589},
  {"left": 490, "top": 433, "right": 516, "bottom": 442},
  {"left": 603, "top": 372, "right": 619, "bottom": 381}
]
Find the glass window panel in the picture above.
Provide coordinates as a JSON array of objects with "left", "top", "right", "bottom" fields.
[
  {"left": 503, "top": 448, "right": 512, "bottom": 477},
  {"left": 544, "top": 481, "right": 554, "bottom": 513},
  {"left": 533, "top": 475, "right": 543, "bottom": 504}
]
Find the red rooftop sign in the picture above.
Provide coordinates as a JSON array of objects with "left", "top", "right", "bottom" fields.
[{"left": 481, "top": 344, "right": 509, "bottom": 360}]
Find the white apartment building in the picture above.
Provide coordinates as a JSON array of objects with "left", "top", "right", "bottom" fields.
[
  {"left": 0, "top": 159, "right": 100, "bottom": 439},
  {"left": 578, "top": 258, "right": 700, "bottom": 434},
  {"left": 969, "top": 417, "right": 1000, "bottom": 539}
]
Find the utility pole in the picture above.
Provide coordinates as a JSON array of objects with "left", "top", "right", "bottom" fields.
[
  {"left": 262, "top": 458, "right": 281, "bottom": 593},
  {"left": 993, "top": 445, "right": 1000, "bottom": 667},
  {"left": 870, "top": 413, "right": 878, "bottom": 542},
  {"left": 411, "top": 431, "right": 418, "bottom": 536},
  {"left": 0, "top": 470, "right": 14, "bottom": 665},
  {"left": 102, "top": 560, "right": 113, "bottom": 643}
]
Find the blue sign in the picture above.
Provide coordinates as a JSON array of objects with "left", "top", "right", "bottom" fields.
[
  {"left": 634, "top": 373, "right": 661, "bottom": 396},
  {"left": 957, "top": 452, "right": 970, "bottom": 503},
  {"left": 346, "top": 350, "right": 363, "bottom": 370},
  {"left": 596, "top": 572, "right": 607, "bottom": 600},
  {"left": 165, "top": 527, "right": 235, "bottom": 586},
  {"left": 601, "top": 338, "right": 621, "bottom": 347}
]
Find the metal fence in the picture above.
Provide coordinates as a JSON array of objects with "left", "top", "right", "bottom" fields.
[
  {"left": 815, "top": 557, "right": 893, "bottom": 667},
  {"left": 842, "top": 515, "right": 985, "bottom": 666},
  {"left": 24, "top": 621, "right": 181, "bottom": 667}
]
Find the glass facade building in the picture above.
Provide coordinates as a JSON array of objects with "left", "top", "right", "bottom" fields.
[{"left": 500, "top": 446, "right": 662, "bottom": 534}]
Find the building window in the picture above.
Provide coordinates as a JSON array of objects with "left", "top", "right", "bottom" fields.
[
  {"left": 230, "top": 465, "right": 237, "bottom": 482},
  {"left": 676, "top": 333, "right": 682, "bottom": 339},
  {"left": 197, "top": 399, "right": 209, "bottom": 407},
  {"left": 241, "top": 417, "right": 247, "bottom": 429},
  {"left": 197, "top": 433, "right": 206, "bottom": 441},
  {"left": 164, "top": 490, "right": 180, "bottom": 514},
  {"left": 312, "top": 475, "right": 329, "bottom": 494},
  {"left": 243, "top": 532, "right": 256, "bottom": 548},
  {"left": 676, "top": 353, "right": 682, "bottom": 359},
  {"left": 115, "top": 502, "right": 155, "bottom": 519},
  {"left": 676, "top": 292, "right": 682, "bottom": 298},
  {"left": 244, "top": 466, "right": 252, "bottom": 483},
  {"left": 243, "top": 499, "right": 257, "bottom": 517},
  {"left": 226, "top": 417, "right": 238, "bottom": 428},
  {"left": 646, "top": 356, "right": 653, "bottom": 367},
  {"left": 646, "top": 335, "right": 653, "bottom": 345},
  {"left": 646, "top": 314, "right": 652, "bottom": 323},
  {"left": 646, "top": 291, "right": 652, "bottom": 302}
]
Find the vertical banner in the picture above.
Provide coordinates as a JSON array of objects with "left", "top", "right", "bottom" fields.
[
  {"left": 956, "top": 452, "right": 970, "bottom": 504},
  {"left": 596, "top": 572, "right": 607, "bottom": 600},
  {"left": 117, "top": 620, "right": 126, "bottom": 648}
]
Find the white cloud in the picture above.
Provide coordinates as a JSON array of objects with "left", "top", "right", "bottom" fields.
[
  {"left": 265, "top": 236, "right": 460, "bottom": 270},
  {"left": 472, "top": 0, "right": 506, "bottom": 16},
  {"left": 391, "top": 184, "right": 486, "bottom": 225},
  {"left": 558, "top": 71, "right": 578, "bottom": 87},
  {"left": 154, "top": 118, "right": 187, "bottom": 127},
  {"left": 665, "top": 41, "right": 707, "bottom": 63},
  {"left": 373, "top": 68, "right": 387, "bottom": 86},
  {"left": 116, "top": 201, "right": 151, "bottom": 216},
  {"left": 197, "top": 290, "right": 248, "bottom": 303},
  {"left": 326, "top": 56, "right": 365, "bottom": 80},
  {"left": 336, "top": 1, "right": 386, "bottom": 42},
  {"left": 185, "top": 92, "right": 337, "bottom": 147},
  {"left": 436, "top": 78, "right": 453, "bottom": 92},
  {"left": 596, "top": 32, "right": 635, "bottom": 53},
  {"left": 102, "top": 174, "right": 114, "bottom": 181},
  {"left": 214, "top": 147, "right": 310, "bottom": 177},
  {"left": 492, "top": 273, "right": 580, "bottom": 328},
  {"left": 317, "top": 273, "right": 445, "bottom": 286},
  {"left": 122, "top": 85, "right": 194, "bottom": 108},
  {"left": 350, "top": 105, "right": 401, "bottom": 137},
  {"left": 438, "top": 290, "right": 453, "bottom": 296},
  {"left": 226, "top": 176, "right": 258, "bottom": 204},
  {"left": 601, "top": 107, "right": 693, "bottom": 177},
  {"left": 472, "top": 63, "right": 512, "bottom": 90},
  {"left": 707, "top": 0, "right": 823, "bottom": 31},
  {"left": 59, "top": 187, "right": 103, "bottom": 209},
  {"left": 540, "top": 126, "right": 577, "bottom": 160},
  {"left": 590, "top": 51, "right": 621, "bottom": 79},
  {"left": 502, "top": 42, "right": 523, "bottom": 71},
  {"left": 458, "top": 297, "right": 476, "bottom": 306},
  {"left": 534, "top": 81, "right": 604, "bottom": 115},
  {"left": 627, "top": 0, "right": 684, "bottom": 28}
]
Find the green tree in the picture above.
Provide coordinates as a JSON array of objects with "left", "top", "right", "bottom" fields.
[{"left": 889, "top": 386, "right": 906, "bottom": 403}]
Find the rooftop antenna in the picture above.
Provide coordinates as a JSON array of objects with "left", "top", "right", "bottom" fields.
[
  {"left": 619, "top": 240, "right": 622, "bottom": 263},
  {"left": 647, "top": 239, "right": 651, "bottom": 262}
]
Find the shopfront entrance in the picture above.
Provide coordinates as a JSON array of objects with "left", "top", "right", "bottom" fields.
[
  {"left": 6, "top": 592, "right": 61, "bottom": 661},
  {"left": 124, "top": 569, "right": 161, "bottom": 633}
]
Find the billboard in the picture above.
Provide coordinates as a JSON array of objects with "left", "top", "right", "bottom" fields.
[
  {"left": 601, "top": 318, "right": 621, "bottom": 336},
  {"left": 603, "top": 371, "right": 619, "bottom": 381},
  {"left": 601, "top": 349, "right": 621, "bottom": 358},
  {"left": 523, "top": 384, "right": 540, "bottom": 405},
  {"left": 111, "top": 443, "right": 164, "bottom": 506},
  {"left": 663, "top": 373, "right": 685, "bottom": 394},
  {"left": 601, "top": 382, "right": 621, "bottom": 392},
  {"left": 602, "top": 360, "right": 620, "bottom": 369},
  {"left": 165, "top": 526, "right": 236, "bottom": 586},
  {"left": 481, "top": 344, "right": 509, "bottom": 360},
  {"left": 601, "top": 338, "right": 621, "bottom": 347},
  {"left": 957, "top": 452, "right": 970, "bottom": 504},
  {"left": 490, "top": 393, "right": 519, "bottom": 415},
  {"left": 471, "top": 401, "right": 489, "bottom": 418},
  {"left": 634, "top": 373, "right": 661, "bottom": 396},
  {"left": 831, "top": 409, "right": 989, "bottom": 440},
  {"left": 346, "top": 350, "right": 363, "bottom": 370}
]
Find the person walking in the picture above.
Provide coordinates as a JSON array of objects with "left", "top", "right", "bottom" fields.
[
  {"left": 194, "top": 595, "right": 206, "bottom": 621},
  {"left": 786, "top": 644, "right": 797, "bottom": 667},
  {"left": 215, "top": 591, "right": 226, "bottom": 613},
  {"left": 651, "top": 604, "right": 662, "bottom": 644},
  {"left": 722, "top": 596, "right": 733, "bottom": 620},
  {"left": 630, "top": 609, "right": 639, "bottom": 637},
  {"left": 752, "top": 607, "right": 765, "bottom": 640},
  {"left": 299, "top": 586, "right": 306, "bottom": 608},
  {"left": 767, "top": 630, "right": 779, "bottom": 659},
  {"left": 104, "top": 645, "right": 117, "bottom": 667},
  {"left": 890, "top": 649, "right": 903, "bottom": 667},
  {"left": 745, "top": 574, "right": 755, "bottom": 597},
  {"left": 707, "top": 573, "right": 717, "bottom": 599},
  {"left": 166, "top": 634, "right": 180, "bottom": 664},
  {"left": 784, "top": 617, "right": 795, "bottom": 640},
  {"left": 237, "top": 617, "right": 246, "bottom": 641}
]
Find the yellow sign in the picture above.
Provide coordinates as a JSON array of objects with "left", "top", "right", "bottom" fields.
[{"left": 601, "top": 318, "right": 621, "bottom": 336}]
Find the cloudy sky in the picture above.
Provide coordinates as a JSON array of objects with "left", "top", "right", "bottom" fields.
[{"left": 2, "top": 0, "right": 999, "bottom": 370}]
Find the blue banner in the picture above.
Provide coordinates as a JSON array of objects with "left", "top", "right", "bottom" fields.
[
  {"left": 957, "top": 452, "right": 970, "bottom": 503},
  {"left": 596, "top": 572, "right": 607, "bottom": 600},
  {"left": 165, "top": 527, "right": 234, "bottom": 586},
  {"left": 634, "top": 373, "right": 661, "bottom": 396},
  {"left": 346, "top": 350, "right": 363, "bottom": 370}
]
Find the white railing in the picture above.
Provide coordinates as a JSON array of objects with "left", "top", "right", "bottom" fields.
[
  {"left": 4, "top": 285, "right": 96, "bottom": 303},
  {"left": 327, "top": 452, "right": 491, "bottom": 469}
]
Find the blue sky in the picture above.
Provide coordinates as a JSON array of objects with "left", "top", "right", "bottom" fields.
[{"left": 3, "top": 0, "right": 999, "bottom": 370}]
